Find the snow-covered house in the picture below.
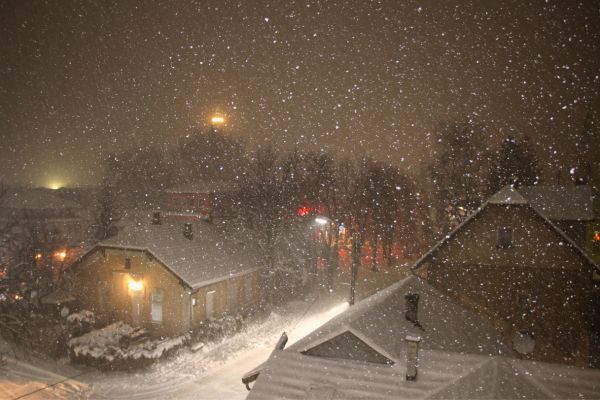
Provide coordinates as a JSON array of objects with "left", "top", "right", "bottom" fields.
[
  {"left": 69, "top": 218, "right": 262, "bottom": 336},
  {"left": 243, "top": 275, "right": 600, "bottom": 399},
  {"left": 413, "top": 185, "right": 600, "bottom": 367}
]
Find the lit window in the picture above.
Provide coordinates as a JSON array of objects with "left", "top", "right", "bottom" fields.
[{"left": 497, "top": 227, "right": 513, "bottom": 249}]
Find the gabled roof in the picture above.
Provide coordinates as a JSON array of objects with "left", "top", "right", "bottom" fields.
[
  {"left": 288, "top": 275, "right": 509, "bottom": 360},
  {"left": 244, "top": 275, "right": 510, "bottom": 388},
  {"left": 97, "top": 220, "right": 262, "bottom": 289},
  {"left": 519, "top": 185, "right": 594, "bottom": 221},
  {"left": 412, "top": 185, "right": 600, "bottom": 272},
  {"left": 248, "top": 348, "right": 600, "bottom": 400},
  {"left": 245, "top": 274, "right": 600, "bottom": 399}
]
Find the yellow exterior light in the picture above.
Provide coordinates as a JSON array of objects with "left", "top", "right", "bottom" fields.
[
  {"left": 211, "top": 115, "right": 225, "bottom": 125},
  {"left": 34, "top": 252, "right": 43, "bottom": 261},
  {"left": 128, "top": 279, "right": 143, "bottom": 292},
  {"left": 54, "top": 249, "right": 67, "bottom": 262}
]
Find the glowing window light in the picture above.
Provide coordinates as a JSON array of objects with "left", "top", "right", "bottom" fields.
[
  {"left": 593, "top": 231, "right": 600, "bottom": 242},
  {"left": 34, "top": 253, "right": 43, "bottom": 261}
]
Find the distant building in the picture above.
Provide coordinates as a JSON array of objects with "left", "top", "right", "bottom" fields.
[
  {"left": 413, "top": 185, "right": 600, "bottom": 367},
  {"left": 243, "top": 275, "right": 600, "bottom": 399},
  {"left": 68, "top": 217, "right": 262, "bottom": 336},
  {"left": 0, "top": 187, "right": 90, "bottom": 244},
  {"left": 0, "top": 187, "right": 91, "bottom": 276},
  {"left": 161, "top": 180, "right": 234, "bottom": 222}
]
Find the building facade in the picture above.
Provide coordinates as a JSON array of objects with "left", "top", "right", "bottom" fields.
[
  {"left": 413, "top": 186, "right": 600, "bottom": 366},
  {"left": 70, "top": 218, "right": 262, "bottom": 336}
]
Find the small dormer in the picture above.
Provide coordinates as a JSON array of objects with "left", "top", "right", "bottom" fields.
[{"left": 301, "top": 329, "right": 394, "bottom": 365}]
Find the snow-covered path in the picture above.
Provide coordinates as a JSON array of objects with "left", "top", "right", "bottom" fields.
[{"left": 1, "top": 293, "right": 348, "bottom": 400}]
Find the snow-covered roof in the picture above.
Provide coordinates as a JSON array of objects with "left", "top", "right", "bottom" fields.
[
  {"left": 0, "top": 188, "right": 82, "bottom": 210},
  {"left": 166, "top": 180, "right": 233, "bottom": 194},
  {"left": 288, "top": 275, "right": 509, "bottom": 358},
  {"left": 97, "top": 220, "right": 262, "bottom": 289},
  {"left": 244, "top": 275, "right": 511, "bottom": 392},
  {"left": 487, "top": 185, "right": 529, "bottom": 205},
  {"left": 413, "top": 185, "right": 600, "bottom": 272},
  {"left": 518, "top": 185, "right": 594, "bottom": 221},
  {"left": 245, "top": 275, "right": 600, "bottom": 400},
  {"left": 247, "top": 347, "right": 600, "bottom": 399}
]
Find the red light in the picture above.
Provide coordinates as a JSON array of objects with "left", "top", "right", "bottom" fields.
[{"left": 297, "top": 206, "right": 311, "bottom": 217}]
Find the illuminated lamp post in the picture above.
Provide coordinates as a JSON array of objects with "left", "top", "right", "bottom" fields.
[
  {"left": 314, "top": 216, "right": 335, "bottom": 290},
  {"left": 350, "top": 232, "right": 359, "bottom": 306},
  {"left": 210, "top": 114, "right": 225, "bottom": 128}
]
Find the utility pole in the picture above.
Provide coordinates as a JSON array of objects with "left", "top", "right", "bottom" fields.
[{"left": 350, "top": 232, "right": 359, "bottom": 305}]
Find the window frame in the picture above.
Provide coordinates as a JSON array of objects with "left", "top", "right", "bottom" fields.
[{"left": 497, "top": 226, "right": 513, "bottom": 249}]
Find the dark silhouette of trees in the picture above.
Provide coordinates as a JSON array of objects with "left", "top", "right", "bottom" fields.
[
  {"left": 429, "top": 119, "right": 490, "bottom": 233},
  {"left": 104, "top": 147, "right": 174, "bottom": 209},
  {"left": 94, "top": 178, "right": 120, "bottom": 241},
  {"left": 177, "top": 126, "right": 246, "bottom": 184},
  {"left": 488, "top": 137, "right": 540, "bottom": 191}
]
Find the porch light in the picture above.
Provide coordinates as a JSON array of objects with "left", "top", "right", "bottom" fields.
[{"left": 128, "top": 278, "right": 143, "bottom": 292}]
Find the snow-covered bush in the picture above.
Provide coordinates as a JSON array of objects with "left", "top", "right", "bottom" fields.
[
  {"left": 68, "top": 322, "right": 188, "bottom": 370},
  {"left": 191, "top": 313, "right": 245, "bottom": 343},
  {"left": 67, "top": 310, "right": 95, "bottom": 337}
]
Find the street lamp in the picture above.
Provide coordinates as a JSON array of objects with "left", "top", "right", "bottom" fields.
[
  {"left": 210, "top": 115, "right": 225, "bottom": 125},
  {"left": 314, "top": 217, "right": 329, "bottom": 225}
]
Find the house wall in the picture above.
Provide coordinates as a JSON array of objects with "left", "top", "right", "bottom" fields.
[
  {"left": 72, "top": 247, "right": 261, "bottom": 337},
  {"left": 190, "top": 270, "right": 260, "bottom": 327},
  {"left": 418, "top": 205, "right": 597, "bottom": 366},
  {"left": 73, "top": 248, "right": 190, "bottom": 336}
]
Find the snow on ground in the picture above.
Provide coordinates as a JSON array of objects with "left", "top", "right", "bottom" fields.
[{"left": 0, "top": 292, "right": 348, "bottom": 400}]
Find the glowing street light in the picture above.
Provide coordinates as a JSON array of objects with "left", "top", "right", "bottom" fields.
[
  {"left": 315, "top": 216, "right": 329, "bottom": 225},
  {"left": 210, "top": 115, "right": 225, "bottom": 125}
]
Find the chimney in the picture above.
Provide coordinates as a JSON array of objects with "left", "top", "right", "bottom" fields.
[
  {"left": 405, "top": 335, "right": 421, "bottom": 381},
  {"left": 183, "top": 222, "right": 193, "bottom": 240},
  {"left": 152, "top": 211, "right": 161, "bottom": 225},
  {"left": 405, "top": 293, "right": 419, "bottom": 324},
  {"left": 274, "top": 332, "right": 288, "bottom": 350}
]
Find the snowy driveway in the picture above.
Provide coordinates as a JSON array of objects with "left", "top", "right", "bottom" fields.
[{"left": 1, "top": 294, "right": 348, "bottom": 400}]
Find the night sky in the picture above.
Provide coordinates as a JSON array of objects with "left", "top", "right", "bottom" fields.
[{"left": 1, "top": 0, "right": 599, "bottom": 187}]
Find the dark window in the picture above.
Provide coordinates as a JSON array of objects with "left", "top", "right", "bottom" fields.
[
  {"left": 497, "top": 227, "right": 513, "bottom": 249},
  {"left": 124, "top": 257, "right": 131, "bottom": 269},
  {"left": 517, "top": 293, "right": 530, "bottom": 312}
]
